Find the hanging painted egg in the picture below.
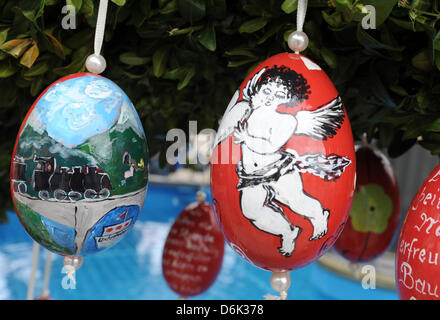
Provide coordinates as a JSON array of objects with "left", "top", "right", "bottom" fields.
[
  {"left": 396, "top": 165, "right": 440, "bottom": 300},
  {"left": 210, "top": 53, "right": 356, "bottom": 271},
  {"left": 162, "top": 196, "right": 225, "bottom": 297},
  {"left": 333, "top": 144, "right": 401, "bottom": 262},
  {"left": 10, "top": 73, "right": 149, "bottom": 256}
]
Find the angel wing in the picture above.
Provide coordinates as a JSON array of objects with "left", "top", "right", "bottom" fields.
[
  {"left": 214, "top": 90, "right": 250, "bottom": 146},
  {"left": 294, "top": 96, "right": 345, "bottom": 140},
  {"left": 214, "top": 69, "right": 267, "bottom": 146},
  {"left": 242, "top": 68, "right": 266, "bottom": 101}
]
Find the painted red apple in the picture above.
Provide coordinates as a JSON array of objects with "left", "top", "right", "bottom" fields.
[
  {"left": 162, "top": 199, "right": 225, "bottom": 297},
  {"left": 334, "top": 144, "right": 401, "bottom": 262},
  {"left": 396, "top": 164, "right": 440, "bottom": 300},
  {"left": 210, "top": 53, "right": 356, "bottom": 271}
]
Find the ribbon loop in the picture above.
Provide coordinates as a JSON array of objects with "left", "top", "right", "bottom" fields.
[
  {"left": 296, "top": 0, "right": 308, "bottom": 33},
  {"left": 94, "top": 0, "right": 109, "bottom": 56}
]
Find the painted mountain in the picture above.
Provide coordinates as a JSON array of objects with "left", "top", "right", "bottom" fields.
[{"left": 12, "top": 74, "right": 149, "bottom": 200}]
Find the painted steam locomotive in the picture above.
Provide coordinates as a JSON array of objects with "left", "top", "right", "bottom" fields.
[{"left": 12, "top": 155, "right": 113, "bottom": 201}]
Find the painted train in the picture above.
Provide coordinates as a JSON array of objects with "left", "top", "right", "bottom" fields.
[{"left": 11, "top": 155, "right": 113, "bottom": 201}]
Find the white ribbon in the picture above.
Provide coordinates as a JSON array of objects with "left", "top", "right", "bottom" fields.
[
  {"left": 296, "top": 0, "right": 308, "bottom": 32},
  {"left": 40, "top": 251, "right": 53, "bottom": 298},
  {"left": 264, "top": 291, "right": 288, "bottom": 300},
  {"left": 26, "top": 242, "right": 40, "bottom": 300},
  {"left": 94, "top": 0, "right": 109, "bottom": 56}
]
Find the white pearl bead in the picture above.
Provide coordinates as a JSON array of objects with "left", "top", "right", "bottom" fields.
[
  {"left": 270, "top": 271, "right": 291, "bottom": 293},
  {"left": 196, "top": 190, "right": 207, "bottom": 202},
  {"left": 288, "top": 31, "right": 309, "bottom": 53},
  {"left": 85, "top": 54, "right": 107, "bottom": 74},
  {"left": 63, "top": 255, "right": 84, "bottom": 270}
]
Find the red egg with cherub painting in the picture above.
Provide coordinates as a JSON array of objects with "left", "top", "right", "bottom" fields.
[{"left": 210, "top": 53, "right": 356, "bottom": 271}]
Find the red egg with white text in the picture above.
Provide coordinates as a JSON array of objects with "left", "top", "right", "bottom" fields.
[
  {"left": 334, "top": 145, "right": 401, "bottom": 262},
  {"left": 210, "top": 53, "right": 356, "bottom": 271},
  {"left": 396, "top": 165, "right": 440, "bottom": 300},
  {"left": 162, "top": 200, "right": 225, "bottom": 297}
]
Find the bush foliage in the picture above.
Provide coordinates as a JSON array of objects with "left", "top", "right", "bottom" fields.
[{"left": 1, "top": 0, "right": 440, "bottom": 220}]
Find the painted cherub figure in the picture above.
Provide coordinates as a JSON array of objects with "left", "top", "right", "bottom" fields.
[{"left": 215, "top": 65, "right": 351, "bottom": 257}]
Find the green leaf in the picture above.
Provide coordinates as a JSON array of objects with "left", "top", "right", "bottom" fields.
[
  {"left": 177, "top": 0, "right": 206, "bottom": 22},
  {"left": 30, "top": 76, "right": 44, "bottom": 97},
  {"left": 0, "top": 38, "right": 33, "bottom": 59},
  {"left": 23, "top": 62, "right": 49, "bottom": 77},
  {"left": 321, "top": 11, "right": 345, "bottom": 30},
  {"left": 66, "top": 0, "right": 83, "bottom": 11},
  {"left": 160, "top": 0, "right": 177, "bottom": 14},
  {"left": 177, "top": 66, "right": 196, "bottom": 90},
  {"left": 281, "top": 0, "right": 297, "bottom": 14},
  {"left": 435, "top": 51, "right": 440, "bottom": 71},
  {"left": 357, "top": 25, "right": 404, "bottom": 52},
  {"left": 20, "top": 42, "right": 39, "bottom": 68},
  {"left": 111, "top": 0, "right": 127, "bottom": 5},
  {"left": 163, "top": 67, "right": 186, "bottom": 80},
  {"left": 225, "top": 48, "right": 257, "bottom": 58},
  {"left": 426, "top": 118, "right": 440, "bottom": 132},
  {"left": 152, "top": 46, "right": 170, "bottom": 78},
  {"left": 80, "top": 0, "right": 94, "bottom": 18},
  {"left": 412, "top": 50, "right": 432, "bottom": 71},
  {"left": 119, "top": 52, "right": 150, "bottom": 66},
  {"left": 333, "top": 0, "right": 354, "bottom": 19},
  {"left": 257, "top": 22, "right": 283, "bottom": 45},
  {"left": 239, "top": 18, "right": 268, "bottom": 33},
  {"left": 52, "top": 46, "right": 89, "bottom": 76},
  {"left": 44, "top": 29, "right": 65, "bottom": 58},
  {"left": 19, "top": 0, "right": 45, "bottom": 23},
  {"left": 227, "top": 58, "right": 258, "bottom": 67},
  {"left": 320, "top": 47, "right": 337, "bottom": 69},
  {"left": 433, "top": 30, "right": 440, "bottom": 52},
  {"left": 198, "top": 23, "right": 216, "bottom": 51},
  {"left": 0, "top": 62, "right": 18, "bottom": 78},
  {"left": 0, "top": 29, "right": 8, "bottom": 46}
]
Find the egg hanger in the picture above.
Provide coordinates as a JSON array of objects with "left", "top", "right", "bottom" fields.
[
  {"left": 61, "top": 0, "right": 109, "bottom": 277},
  {"left": 263, "top": 0, "right": 310, "bottom": 301},
  {"left": 85, "top": 0, "right": 109, "bottom": 74},
  {"left": 287, "top": 0, "right": 309, "bottom": 54},
  {"left": 196, "top": 184, "right": 207, "bottom": 203}
]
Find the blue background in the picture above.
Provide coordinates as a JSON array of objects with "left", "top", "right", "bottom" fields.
[{"left": 0, "top": 183, "right": 398, "bottom": 300}]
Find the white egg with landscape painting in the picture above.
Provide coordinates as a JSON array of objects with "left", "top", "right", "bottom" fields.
[{"left": 10, "top": 73, "right": 149, "bottom": 258}]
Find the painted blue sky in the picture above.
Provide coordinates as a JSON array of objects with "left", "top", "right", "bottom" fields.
[{"left": 31, "top": 75, "right": 133, "bottom": 147}]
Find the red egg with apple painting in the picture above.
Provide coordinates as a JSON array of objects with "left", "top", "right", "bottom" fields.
[
  {"left": 396, "top": 165, "right": 440, "bottom": 300},
  {"left": 210, "top": 53, "right": 356, "bottom": 271},
  {"left": 162, "top": 198, "right": 225, "bottom": 298},
  {"left": 333, "top": 144, "right": 401, "bottom": 262}
]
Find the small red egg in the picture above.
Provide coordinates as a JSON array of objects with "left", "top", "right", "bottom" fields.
[
  {"left": 162, "top": 201, "right": 225, "bottom": 297},
  {"left": 334, "top": 145, "right": 401, "bottom": 262}
]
